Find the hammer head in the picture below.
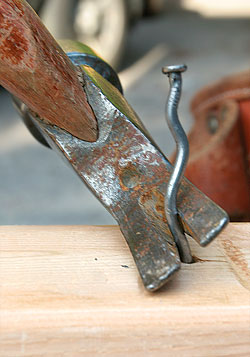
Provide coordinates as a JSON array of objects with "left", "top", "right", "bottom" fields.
[{"left": 27, "top": 63, "right": 228, "bottom": 291}]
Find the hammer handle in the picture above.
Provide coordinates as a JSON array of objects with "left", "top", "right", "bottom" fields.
[{"left": 0, "top": 0, "right": 98, "bottom": 142}]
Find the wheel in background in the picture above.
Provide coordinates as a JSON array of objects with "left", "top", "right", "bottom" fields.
[{"left": 74, "top": 0, "right": 128, "bottom": 69}]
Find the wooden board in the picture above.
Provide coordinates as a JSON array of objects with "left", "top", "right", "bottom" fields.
[{"left": 0, "top": 223, "right": 249, "bottom": 356}]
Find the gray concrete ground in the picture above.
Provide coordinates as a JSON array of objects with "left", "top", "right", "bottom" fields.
[{"left": 0, "top": 8, "right": 250, "bottom": 225}]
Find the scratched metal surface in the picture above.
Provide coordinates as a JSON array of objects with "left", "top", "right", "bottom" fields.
[{"left": 29, "top": 68, "right": 228, "bottom": 290}]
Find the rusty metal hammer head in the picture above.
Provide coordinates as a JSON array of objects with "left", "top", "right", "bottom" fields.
[{"left": 15, "top": 51, "right": 228, "bottom": 291}]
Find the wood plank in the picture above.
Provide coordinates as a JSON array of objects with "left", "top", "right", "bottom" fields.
[{"left": 0, "top": 223, "right": 249, "bottom": 356}]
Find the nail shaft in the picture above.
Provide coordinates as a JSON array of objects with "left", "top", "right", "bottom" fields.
[{"left": 163, "top": 64, "right": 193, "bottom": 263}]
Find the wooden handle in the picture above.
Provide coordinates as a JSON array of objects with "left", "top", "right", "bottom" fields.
[{"left": 0, "top": 0, "right": 98, "bottom": 142}]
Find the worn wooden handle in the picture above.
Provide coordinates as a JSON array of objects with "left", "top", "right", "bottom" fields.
[{"left": 0, "top": 0, "right": 98, "bottom": 142}]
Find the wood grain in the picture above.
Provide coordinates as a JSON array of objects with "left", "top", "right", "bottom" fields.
[
  {"left": 0, "top": 223, "right": 249, "bottom": 356},
  {"left": 0, "top": 0, "right": 97, "bottom": 142}
]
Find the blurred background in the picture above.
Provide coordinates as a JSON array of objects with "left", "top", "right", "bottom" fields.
[{"left": 1, "top": 0, "right": 250, "bottom": 225}]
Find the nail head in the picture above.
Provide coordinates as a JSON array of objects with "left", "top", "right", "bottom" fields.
[{"left": 162, "top": 64, "right": 187, "bottom": 75}]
